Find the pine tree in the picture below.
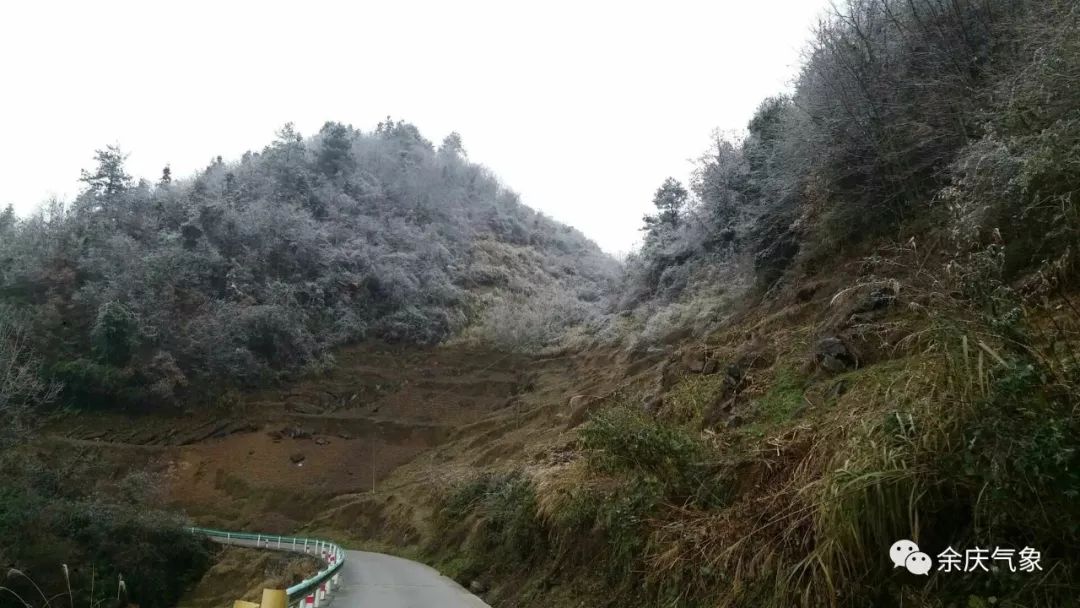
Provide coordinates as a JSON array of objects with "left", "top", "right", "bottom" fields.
[
  {"left": 642, "top": 177, "right": 687, "bottom": 237},
  {"left": 316, "top": 121, "right": 354, "bottom": 178},
  {"left": 79, "top": 145, "right": 132, "bottom": 197}
]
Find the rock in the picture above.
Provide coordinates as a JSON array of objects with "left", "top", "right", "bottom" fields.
[
  {"left": 565, "top": 394, "right": 599, "bottom": 429},
  {"left": 289, "top": 452, "right": 306, "bottom": 464},
  {"left": 280, "top": 426, "right": 312, "bottom": 439},
  {"left": 814, "top": 336, "right": 857, "bottom": 372},
  {"left": 314, "top": 437, "right": 329, "bottom": 446},
  {"left": 469, "top": 580, "right": 487, "bottom": 594},
  {"left": 642, "top": 394, "right": 663, "bottom": 415},
  {"left": 796, "top": 283, "right": 819, "bottom": 302},
  {"left": 724, "top": 363, "right": 744, "bottom": 386},
  {"left": 681, "top": 347, "right": 708, "bottom": 373},
  {"left": 701, "top": 357, "right": 719, "bottom": 375},
  {"left": 337, "top": 432, "right": 353, "bottom": 440},
  {"left": 851, "top": 284, "right": 897, "bottom": 315}
]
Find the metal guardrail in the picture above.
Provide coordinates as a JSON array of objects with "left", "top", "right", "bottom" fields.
[{"left": 189, "top": 526, "right": 346, "bottom": 608}]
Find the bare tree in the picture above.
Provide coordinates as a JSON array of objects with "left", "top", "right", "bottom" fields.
[{"left": 0, "top": 309, "right": 60, "bottom": 446}]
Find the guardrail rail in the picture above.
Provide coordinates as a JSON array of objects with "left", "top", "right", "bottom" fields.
[{"left": 189, "top": 526, "right": 346, "bottom": 608}]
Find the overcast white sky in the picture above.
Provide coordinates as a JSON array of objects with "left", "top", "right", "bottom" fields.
[{"left": 0, "top": 0, "right": 828, "bottom": 255}]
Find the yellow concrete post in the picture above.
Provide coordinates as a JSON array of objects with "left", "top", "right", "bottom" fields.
[{"left": 260, "top": 589, "right": 288, "bottom": 608}]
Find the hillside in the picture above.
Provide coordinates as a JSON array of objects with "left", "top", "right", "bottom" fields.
[
  {"left": 414, "top": 1, "right": 1080, "bottom": 606},
  {"left": 0, "top": 119, "right": 617, "bottom": 411},
  {"left": 3, "top": 0, "right": 1080, "bottom": 607},
  {"left": 0, "top": 120, "right": 616, "bottom": 607}
]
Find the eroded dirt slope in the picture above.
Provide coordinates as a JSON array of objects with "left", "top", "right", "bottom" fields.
[{"left": 42, "top": 341, "right": 628, "bottom": 538}]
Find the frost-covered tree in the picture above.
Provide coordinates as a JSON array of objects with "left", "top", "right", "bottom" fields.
[
  {"left": 642, "top": 178, "right": 687, "bottom": 237},
  {"left": 80, "top": 145, "right": 133, "bottom": 198},
  {"left": 0, "top": 310, "right": 60, "bottom": 446},
  {"left": 0, "top": 119, "right": 618, "bottom": 409}
]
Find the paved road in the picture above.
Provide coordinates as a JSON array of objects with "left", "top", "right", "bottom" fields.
[{"left": 335, "top": 550, "right": 490, "bottom": 608}]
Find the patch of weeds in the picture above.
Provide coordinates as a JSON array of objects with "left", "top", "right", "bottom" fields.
[
  {"left": 663, "top": 373, "right": 730, "bottom": 425},
  {"left": 437, "top": 554, "right": 479, "bottom": 583},
  {"left": 547, "top": 486, "right": 602, "bottom": 537},
  {"left": 594, "top": 477, "right": 663, "bottom": 585},
  {"left": 753, "top": 367, "right": 805, "bottom": 424},
  {"left": 442, "top": 471, "right": 547, "bottom": 566},
  {"left": 736, "top": 367, "right": 807, "bottom": 439},
  {"left": 581, "top": 407, "right": 707, "bottom": 478},
  {"left": 443, "top": 473, "right": 497, "bottom": 520},
  {"left": 951, "top": 359, "right": 1080, "bottom": 540},
  {"left": 580, "top": 406, "right": 729, "bottom": 507}
]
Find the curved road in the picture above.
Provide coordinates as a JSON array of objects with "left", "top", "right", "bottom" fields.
[{"left": 336, "top": 550, "right": 490, "bottom": 608}]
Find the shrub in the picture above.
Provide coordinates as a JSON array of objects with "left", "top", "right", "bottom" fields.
[
  {"left": 471, "top": 289, "right": 593, "bottom": 353},
  {"left": 90, "top": 301, "right": 139, "bottom": 366},
  {"left": 0, "top": 453, "right": 211, "bottom": 608},
  {"left": 442, "top": 472, "right": 547, "bottom": 565},
  {"left": 0, "top": 310, "right": 60, "bottom": 445},
  {"left": 581, "top": 406, "right": 727, "bottom": 508}
]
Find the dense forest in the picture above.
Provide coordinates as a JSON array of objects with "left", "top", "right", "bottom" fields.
[
  {"left": 0, "top": 119, "right": 617, "bottom": 413},
  {"left": 617, "top": 0, "right": 1079, "bottom": 338}
]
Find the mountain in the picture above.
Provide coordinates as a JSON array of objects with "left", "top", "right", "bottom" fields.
[
  {"left": 4, "top": 0, "right": 1080, "bottom": 606},
  {"left": 0, "top": 119, "right": 619, "bottom": 410}
]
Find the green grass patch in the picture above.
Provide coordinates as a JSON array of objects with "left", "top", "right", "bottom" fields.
[{"left": 663, "top": 373, "right": 731, "bottom": 426}]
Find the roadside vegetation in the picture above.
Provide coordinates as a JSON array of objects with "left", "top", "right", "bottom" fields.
[
  {"left": 2, "top": 308, "right": 209, "bottom": 608},
  {"left": 433, "top": 1, "right": 1080, "bottom": 606}
]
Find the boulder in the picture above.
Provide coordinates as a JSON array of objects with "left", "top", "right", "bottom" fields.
[
  {"left": 814, "top": 336, "right": 857, "bottom": 372},
  {"left": 289, "top": 452, "right": 306, "bottom": 464}
]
